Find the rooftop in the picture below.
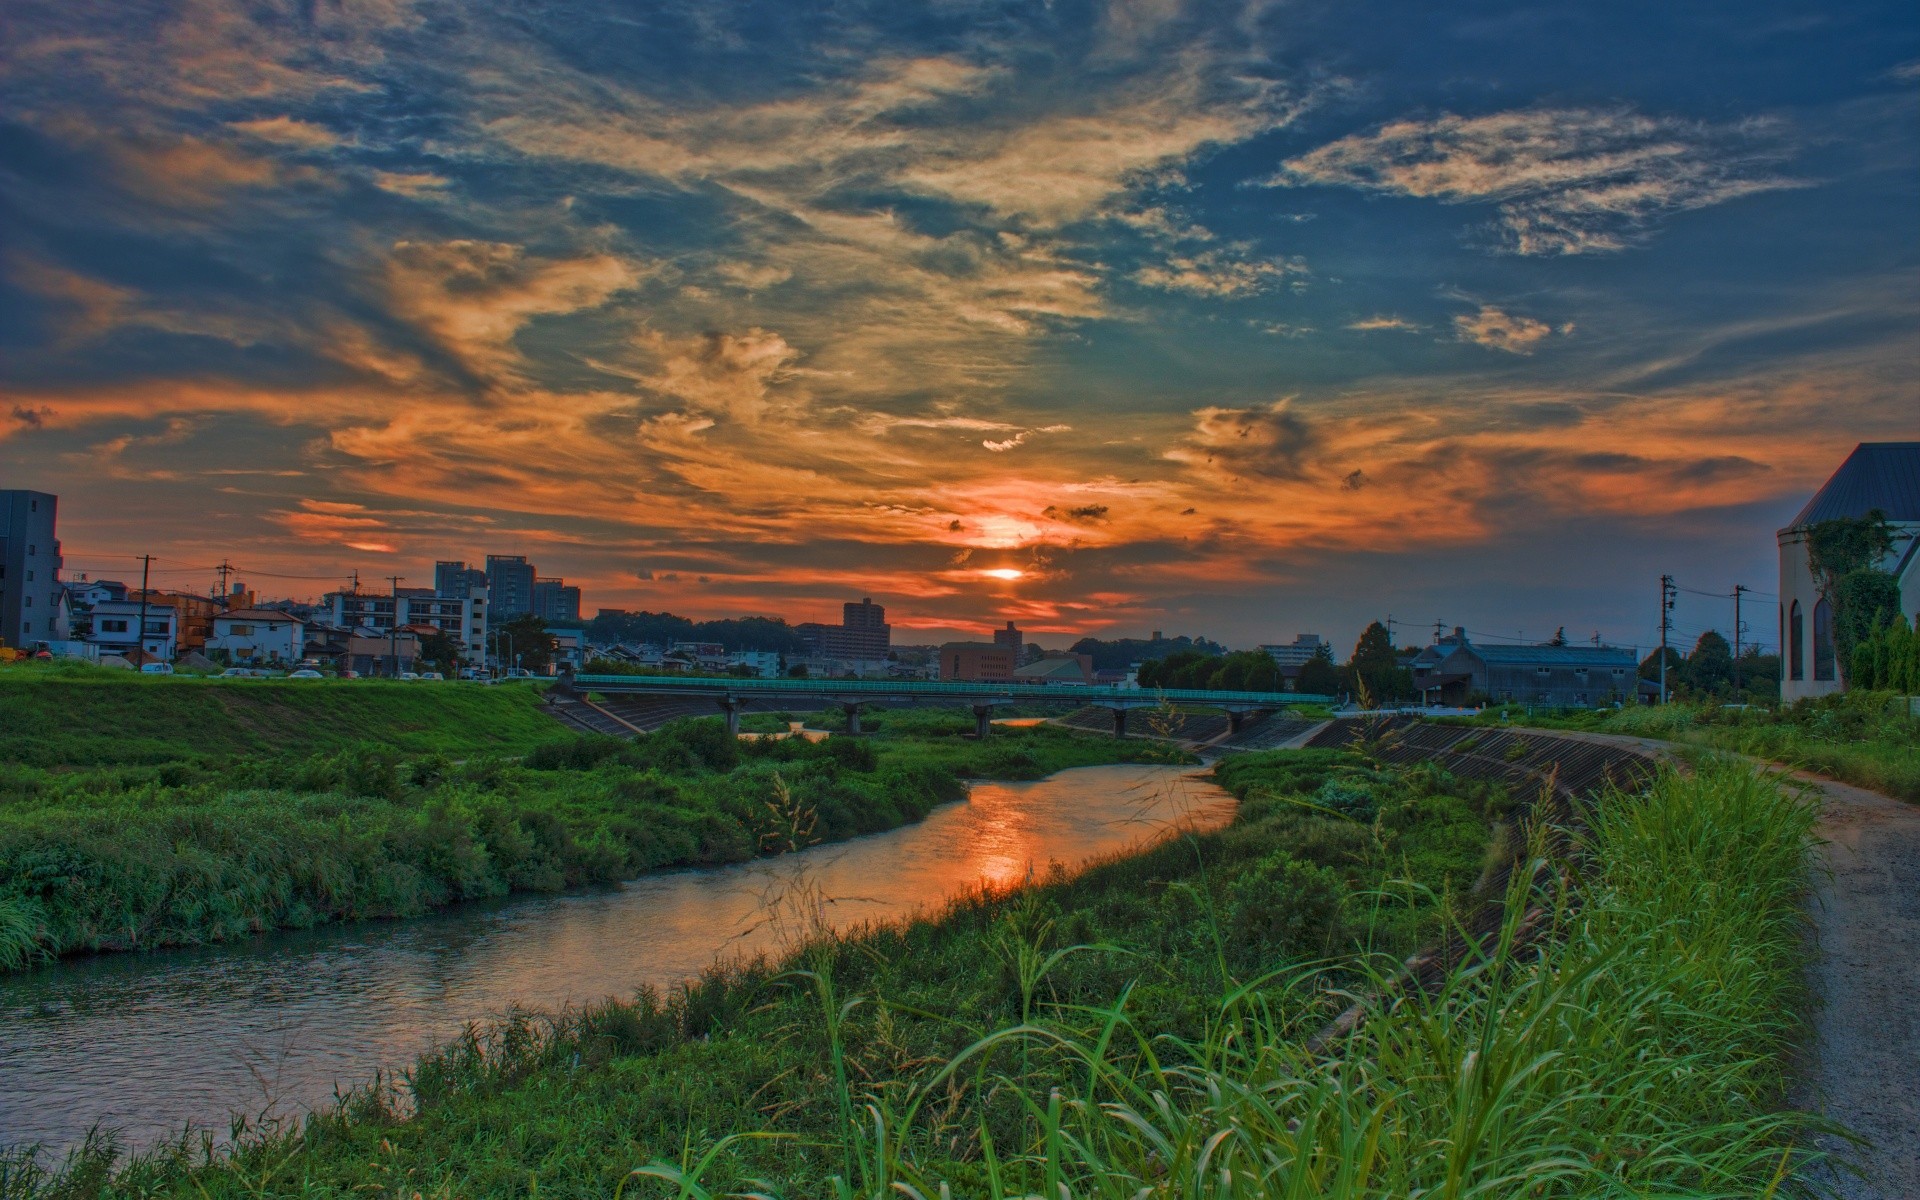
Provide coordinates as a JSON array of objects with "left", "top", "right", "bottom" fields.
[{"left": 1786, "top": 442, "right": 1920, "bottom": 530}]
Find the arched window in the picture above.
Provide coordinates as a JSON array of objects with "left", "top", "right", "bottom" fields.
[
  {"left": 1813, "top": 597, "right": 1835, "bottom": 681},
  {"left": 1789, "top": 601, "right": 1804, "bottom": 681}
]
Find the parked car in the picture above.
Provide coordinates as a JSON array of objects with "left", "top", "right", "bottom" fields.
[
  {"left": 140, "top": 662, "right": 174, "bottom": 675},
  {"left": 417, "top": 671, "right": 445, "bottom": 681},
  {"left": 287, "top": 669, "right": 325, "bottom": 679},
  {"left": 397, "top": 671, "right": 421, "bottom": 681},
  {"left": 218, "top": 667, "right": 252, "bottom": 678},
  {"left": 337, "top": 669, "right": 360, "bottom": 679},
  {"left": 505, "top": 668, "right": 534, "bottom": 679}
]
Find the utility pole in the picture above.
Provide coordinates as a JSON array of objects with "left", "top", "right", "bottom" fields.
[
  {"left": 386, "top": 575, "right": 404, "bottom": 677},
  {"left": 136, "top": 554, "right": 152, "bottom": 666},
  {"left": 1433, "top": 618, "right": 1445, "bottom": 643},
  {"left": 1658, "top": 574, "right": 1677, "bottom": 704},
  {"left": 214, "top": 559, "right": 234, "bottom": 602},
  {"left": 1733, "top": 585, "right": 1748, "bottom": 693}
]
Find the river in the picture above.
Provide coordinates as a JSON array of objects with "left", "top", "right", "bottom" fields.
[{"left": 0, "top": 763, "right": 1232, "bottom": 1155}]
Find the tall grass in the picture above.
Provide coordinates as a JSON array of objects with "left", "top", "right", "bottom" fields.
[{"left": 634, "top": 758, "right": 1829, "bottom": 1198}]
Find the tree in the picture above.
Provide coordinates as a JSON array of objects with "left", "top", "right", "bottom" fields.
[
  {"left": 1806, "top": 510, "right": 1898, "bottom": 685},
  {"left": 418, "top": 630, "right": 462, "bottom": 675},
  {"left": 1297, "top": 645, "right": 1342, "bottom": 699},
  {"left": 499, "top": 613, "right": 558, "bottom": 673},
  {"left": 1548, "top": 626, "right": 1568, "bottom": 647},
  {"left": 1348, "top": 621, "right": 1411, "bottom": 702},
  {"left": 1682, "top": 630, "right": 1733, "bottom": 696}
]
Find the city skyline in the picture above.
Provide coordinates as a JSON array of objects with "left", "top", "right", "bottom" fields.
[{"left": 3, "top": 0, "right": 1915, "bottom": 653}]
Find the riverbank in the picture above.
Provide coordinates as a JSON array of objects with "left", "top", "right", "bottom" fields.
[
  {"left": 0, "top": 689, "right": 1186, "bottom": 969},
  {"left": 1458, "top": 689, "right": 1920, "bottom": 801},
  {"left": 4, "top": 746, "right": 1507, "bottom": 1194}
]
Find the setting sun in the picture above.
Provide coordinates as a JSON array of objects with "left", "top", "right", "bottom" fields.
[{"left": 980, "top": 568, "right": 1025, "bottom": 581}]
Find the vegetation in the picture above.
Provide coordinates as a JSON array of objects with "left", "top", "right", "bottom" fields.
[
  {"left": 496, "top": 613, "right": 560, "bottom": 673},
  {"left": 4, "top": 746, "right": 1512, "bottom": 1195},
  {"left": 1065, "top": 633, "right": 1226, "bottom": 672},
  {"left": 1135, "top": 648, "right": 1282, "bottom": 691},
  {"left": 1805, "top": 509, "right": 1902, "bottom": 685},
  {"left": 1484, "top": 688, "right": 1920, "bottom": 801},
  {"left": 1640, "top": 629, "right": 1783, "bottom": 704},
  {"left": 0, "top": 665, "right": 558, "bottom": 767},
  {"left": 1849, "top": 612, "right": 1920, "bottom": 693},
  {"left": 0, "top": 672, "right": 1187, "bottom": 969}
]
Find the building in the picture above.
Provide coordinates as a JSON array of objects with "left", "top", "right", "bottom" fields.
[
  {"left": 88, "top": 598, "right": 177, "bottom": 661},
  {"left": 1409, "top": 628, "right": 1637, "bottom": 708},
  {"left": 531, "top": 577, "right": 582, "bottom": 623},
  {"left": 1777, "top": 442, "right": 1920, "bottom": 702},
  {"left": 130, "top": 589, "right": 220, "bottom": 653},
  {"left": 206, "top": 608, "right": 307, "bottom": 665},
  {"left": 993, "top": 621, "right": 1023, "bottom": 658},
  {"left": 728, "top": 648, "right": 782, "bottom": 678},
  {"left": 1261, "top": 634, "right": 1327, "bottom": 668},
  {"left": 939, "top": 641, "right": 1017, "bottom": 682},
  {"left": 1013, "top": 650, "right": 1095, "bottom": 685},
  {"left": 346, "top": 630, "right": 420, "bottom": 676},
  {"left": 486, "top": 555, "right": 537, "bottom": 618},
  {"left": 0, "top": 490, "right": 62, "bottom": 650},
  {"left": 798, "top": 596, "right": 892, "bottom": 664},
  {"left": 69, "top": 579, "right": 127, "bottom": 608},
  {"left": 434, "top": 560, "right": 489, "bottom": 599},
  {"left": 324, "top": 586, "right": 490, "bottom": 665}
]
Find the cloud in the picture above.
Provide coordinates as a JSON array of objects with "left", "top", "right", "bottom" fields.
[
  {"left": 1452, "top": 305, "right": 1563, "bottom": 354},
  {"left": 229, "top": 116, "right": 341, "bottom": 149},
  {"left": 1270, "top": 108, "right": 1798, "bottom": 254},
  {"left": 1167, "top": 398, "right": 1324, "bottom": 482},
  {"left": 1347, "top": 315, "right": 1424, "bottom": 332},
  {"left": 1133, "top": 249, "right": 1306, "bottom": 297},
  {"left": 1044, "top": 503, "right": 1110, "bottom": 523}
]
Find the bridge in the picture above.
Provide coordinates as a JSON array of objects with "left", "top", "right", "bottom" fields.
[{"left": 563, "top": 672, "right": 1331, "bottom": 738}]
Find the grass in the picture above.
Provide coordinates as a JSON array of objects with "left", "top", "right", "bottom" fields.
[
  {"left": 0, "top": 675, "right": 1190, "bottom": 968},
  {"left": 1471, "top": 688, "right": 1920, "bottom": 801},
  {"left": 0, "top": 663, "right": 560, "bottom": 767},
  {"left": 1, "top": 748, "right": 1509, "bottom": 1195}
]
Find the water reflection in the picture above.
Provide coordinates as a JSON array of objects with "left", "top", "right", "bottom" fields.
[{"left": 0, "top": 764, "right": 1230, "bottom": 1154}]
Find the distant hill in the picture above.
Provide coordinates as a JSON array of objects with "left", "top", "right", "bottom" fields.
[{"left": 1068, "top": 634, "right": 1227, "bottom": 671}]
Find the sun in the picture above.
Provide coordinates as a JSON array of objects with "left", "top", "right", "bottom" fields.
[{"left": 980, "top": 567, "right": 1025, "bottom": 581}]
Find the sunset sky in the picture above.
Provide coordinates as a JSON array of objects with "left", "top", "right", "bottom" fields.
[{"left": 2, "top": 0, "right": 1915, "bottom": 651}]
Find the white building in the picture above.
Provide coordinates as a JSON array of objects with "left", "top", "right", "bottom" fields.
[
  {"left": 206, "top": 608, "right": 307, "bottom": 665},
  {"left": 1261, "top": 634, "right": 1326, "bottom": 667},
  {"left": 728, "top": 649, "right": 782, "bottom": 678},
  {"left": 88, "top": 599, "right": 176, "bottom": 661},
  {"left": 1777, "top": 442, "right": 1920, "bottom": 702},
  {"left": 325, "top": 587, "right": 490, "bottom": 665}
]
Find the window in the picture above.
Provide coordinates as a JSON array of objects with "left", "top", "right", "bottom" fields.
[
  {"left": 25, "top": 570, "right": 32, "bottom": 582},
  {"left": 1813, "top": 598, "right": 1835, "bottom": 681},
  {"left": 21, "top": 596, "right": 28, "bottom": 607},
  {"left": 26, "top": 544, "right": 34, "bottom": 556},
  {"left": 1789, "top": 601, "right": 1804, "bottom": 681},
  {"left": 101, "top": 619, "right": 129, "bottom": 633},
  {"left": 231, "top": 624, "right": 254, "bottom": 637}
]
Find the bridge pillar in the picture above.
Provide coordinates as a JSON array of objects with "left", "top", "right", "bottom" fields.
[
  {"left": 842, "top": 703, "right": 862, "bottom": 736},
  {"left": 973, "top": 705, "right": 993, "bottom": 739},
  {"left": 1111, "top": 707, "right": 1127, "bottom": 739},
  {"left": 718, "top": 697, "right": 741, "bottom": 737},
  {"left": 1228, "top": 710, "right": 1247, "bottom": 735}
]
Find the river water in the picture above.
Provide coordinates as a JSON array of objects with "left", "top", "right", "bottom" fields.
[{"left": 0, "top": 764, "right": 1232, "bottom": 1155}]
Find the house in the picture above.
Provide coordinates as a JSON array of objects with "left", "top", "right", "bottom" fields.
[
  {"left": 206, "top": 608, "right": 307, "bottom": 665},
  {"left": 1410, "top": 628, "right": 1637, "bottom": 708},
  {"left": 129, "top": 589, "right": 220, "bottom": 653},
  {"left": 1013, "top": 651, "right": 1095, "bottom": 686},
  {"left": 346, "top": 630, "right": 420, "bottom": 676},
  {"left": 69, "top": 579, "right": 128, "bottom": 608},
  {"left": 88, "top": 598, "right": 177, "bottom": 661},
  {"left": 727, "top": 648, "right": 782, "bottom": 678},
  {"left": 1777, "top": 442, "right": 1920, "bottom": 702}
]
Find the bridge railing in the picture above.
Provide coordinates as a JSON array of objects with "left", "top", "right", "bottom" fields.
[{"left": 569, "top": 673, "right": 1329, "bottom": 708}]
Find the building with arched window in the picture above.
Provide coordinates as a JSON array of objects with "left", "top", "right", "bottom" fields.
[{"left": 1777, "top": 442, "right": 1920, "bottom": 702}]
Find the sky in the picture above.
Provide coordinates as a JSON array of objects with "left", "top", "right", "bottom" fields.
[{"left": 1, "top": 0, "right": 1916, "bottom": 654}]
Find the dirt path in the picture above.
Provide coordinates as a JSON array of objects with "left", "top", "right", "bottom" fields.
[
  {"left": 1527, "top": 730, "right": 1918, "bottom": 1195},
  {"left": 1792, "top": 773, "right": 1920, "bottom": 1199}
]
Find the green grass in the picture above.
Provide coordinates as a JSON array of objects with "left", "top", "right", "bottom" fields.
[
  {"left": 1471, "top": 688, "right": 1920, "bottom": 801},
  {"left": 0, "top": 664, "right": 560, "bottom": 767},
  {"left": 0, "top": 681, "right": 1188, "bottom": 968},
  {"left": 1, "top": 749, "right": 1510, "bottom": 1195}
]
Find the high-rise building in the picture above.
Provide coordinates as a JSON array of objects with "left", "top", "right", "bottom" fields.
[
  {"left": 800, "top": 596, "right": 891, "bottom": 662},
  {"left": 0, "top": 490, "right": 62, "bottom": 649},
  {"left": 531, "top": 577, "right": 582, "bottom": 623},
  {"left": 1261, "top": 634, "right": 1327, "bottom": 667},
  {"left": 993, "top": 620, "right": 1022, "bottom": 656},
  {"left": 486, "top": 554, "right": 536, "bottom": 618},
  {"left": 435, "top": 560, "right": 489, "bottom": 599}
]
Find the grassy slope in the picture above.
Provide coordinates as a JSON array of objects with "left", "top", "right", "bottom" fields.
[
  {"left": 1468, "top": 689, "right": 1920, "bottom": 801},
  {"left": 10, "top": 749, "right": 1505, "bottom": 1195},
  {"left": 0, "top": 667, "right": 559, "bottom": 766}
]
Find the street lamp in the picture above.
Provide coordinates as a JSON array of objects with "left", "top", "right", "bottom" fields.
[{"left": 494, "top": 630, "right": 515, "bottom": 677}]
